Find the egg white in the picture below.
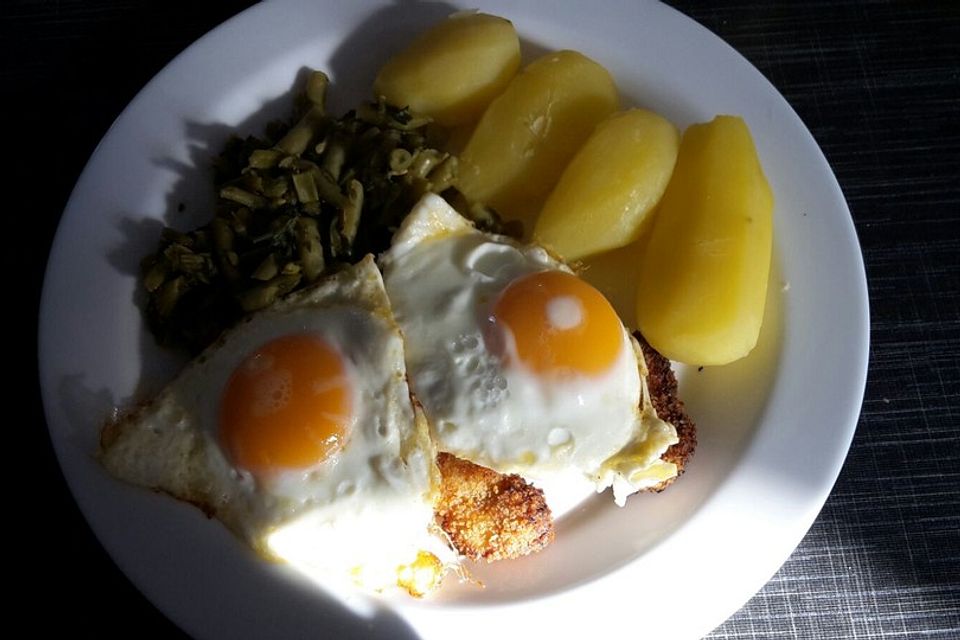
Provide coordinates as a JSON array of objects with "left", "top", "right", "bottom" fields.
[
  {"left": 380, "top": 195, "right": 679, "bottom": 504},
  {"left": 100, "top": 256, "right": 452, "bottom": 592}
]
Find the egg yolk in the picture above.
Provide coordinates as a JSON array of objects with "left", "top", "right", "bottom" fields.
[
  {"left": 219, "top": 334, "right": 352, "bottom": 477},
  {"left": 490, "top": 270, "right": 623, "bottom": 376}
]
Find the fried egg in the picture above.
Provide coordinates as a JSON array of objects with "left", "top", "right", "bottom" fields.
[
  {"left": 100, "top": 256, "right": 453, "bottom": 595},
  {"left": 380, "top": 195, "right": 679, "bottom": 505}
]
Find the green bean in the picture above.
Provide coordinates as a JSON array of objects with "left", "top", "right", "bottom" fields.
[
  {"left": 237, "top": 273, "right": 301, "bottom": 312},
  {"left": 261, "top": 176, "right": 289, "bottom": 199},
  {"left": 427, "top": 155, "right": 458, "bottom": 192},
  {"left": 227, "top": 208, "right": 250, "bottom": 235},
  {"left": 156, "top": 276, "right": 188, "bottom": 318},
  {"left": 382, "top": 128, "right": 403, "bottom": 146},
  {"left": 162, "top": 243, "right": 202, "bottom": 273},
  {"left": 305, "top": 71, "right": 329, "bottom": 109},
  {"left": 295, "top": 216, "right": 324, "bottom": 282},
  {"left": 322, "top": 140, "right": 346, "bottom": 181},
  {"left": 247, "top": 148, "right": 283, "bottom": 170},
  {"left": 389, "top": 148, "right": 413, "bottom": 174},
  {"left": 410, "top": 149, "right": 445, "bottom": 178},
  {"left": 212, "top": 220, "right": 230, "bottom": 248},
  {"left": 309, "top": 167, "right": 347, "bottom": 208},
  {"left": 340, "top": 179, "right": 364, "bottom": 247},
  {"left": 275, "top": 106, "right": 327, "bottom": 157},
  {"left": 241, "top": 171, "right": 264, "bottom": 194},
  {"left": 292, "top": 172, "right": 319, "bottom": 203},
  {"left": 220, "top": 185, "right": 266, "bottom": 209},
  {"left": 142, "top": 260, "right": 168, "bottom": 293},
  {"left": 328, "top": 218, "right": 345, "bottom": 259},
  {"left": 251, "top": 254, "right": 279, "bottom": 281}
]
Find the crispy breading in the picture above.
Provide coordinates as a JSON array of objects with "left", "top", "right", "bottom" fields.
[
  {"left": 637, "top": 334, "right": 698, "bottom": 491},
  {"left": 433, "top": 338, "right": 697, "bottom": 560},
  {"left": 433, "top": 452, "right": 555, "bottom": 562}
]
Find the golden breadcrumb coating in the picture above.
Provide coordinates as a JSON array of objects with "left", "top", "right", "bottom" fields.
[
  {"left": 637, "top": 334, "right": 698, "bottom": 490},
  {"left": 433, "top": 452, "right": 555, "bottom": 562}
]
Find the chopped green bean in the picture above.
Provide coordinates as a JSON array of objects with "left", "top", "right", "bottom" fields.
[
  {"left": 328, "top": 217, "right": 345, "bottom": 260},
  {"left": 305, "top": 71, "right": 329, "bottom": 109},
  {"left": 427, "top": 155, "right": 458, "bottom": 192},
  {"left": 340, "top": 179, "right": 364, "bottom": 249},
  {"left": 142, "top": 260, "right": 167, "bottom": 293},
  {"left": 251, "top": 254, "right": 279, "bottom": 281},
  {"left": 156, "top": 276, "right": 188, "bottom": 318},
  {"left": 220, "top": 185, "right": 266, "bottom": 209},
  {"left": 237, "top": 273, "right": 301, "bottom": 312},
  {"left": 292, "top": 172, "right": 319, "bottom": 203},
  {"left": 410, "top": 149, "right": 446, "bottom": 178},
  {"left": 247, "top": 148, "right": 283, "bottom": 169},
  {"left": 275, "top": 107, "right": 326, "bottom": 156},
  {"left": 322, "top": 140, "right": 346, "bottom": 181},
  {"left": 309, "top": 167, "right": 347, "bottom": 208},
  {"left": 389, "top": 148, "right": 413, "bottom": 174},
  {"left": 140, "top": 67, "right": 500, "bottom": 353},
  {"left": 295, "top": 216, "right": 324, "bottom": 282}
]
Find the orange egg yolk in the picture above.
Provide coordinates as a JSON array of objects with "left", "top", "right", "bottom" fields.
[
  {"left": 219, "top": 334, "right": 352, "bottom": 478},
  {"left": 490, "top": 270, "right": 623, "bottom": 377}
]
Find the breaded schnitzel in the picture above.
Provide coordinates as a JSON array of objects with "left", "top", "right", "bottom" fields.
[
  {"left": 638, "top": 334, "right": 698, "bottom": 488},
  {"left": 434, "top": 453, "right": 555, "bottom": 562}
]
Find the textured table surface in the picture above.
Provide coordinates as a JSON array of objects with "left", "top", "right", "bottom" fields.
[{"left": 12, "top": 1, "right": 959, "bottom": 637}]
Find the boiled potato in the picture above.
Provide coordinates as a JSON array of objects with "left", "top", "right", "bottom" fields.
[
  {"left": 458, "top": 50, "right": 619, "bottom": 232},
  {"left": 636, "top": 115, "right": 773, "bottom": 366},
  {"left": 533, "top": 109, "right": 679, "bottom": 260},
  {"left": 373, "top": 13, "right": 521, "bottom": 127}
]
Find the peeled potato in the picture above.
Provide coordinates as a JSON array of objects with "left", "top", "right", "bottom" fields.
[
  {"left": 373, "top": 13, "right": 521, "bottom": 127},
  {"left": 458, "top": 50, "right": 619, "bottom": 231},
  {"left": 533, "top": 109, "right": 679, "bottom": 260},
  {"left": 636, "top": 115, "right": 773, "bottom": 366}
]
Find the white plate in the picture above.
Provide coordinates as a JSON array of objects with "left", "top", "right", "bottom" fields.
[{"left": 38, "top": 1, "right": 868, "bottom": 638}]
